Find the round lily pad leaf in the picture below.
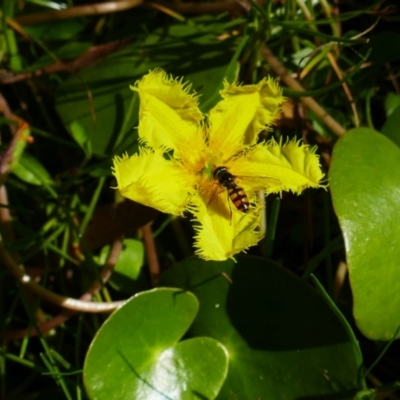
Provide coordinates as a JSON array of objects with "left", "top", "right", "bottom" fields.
[
  {"left": 330, "top": 128, "right": 400, "bottom": 340},
  {"left": 84, "top": 288, "right": 228, "bottom": 400},
  {"left": 159, "top": 257, "right": 360, "bottom": 399}
]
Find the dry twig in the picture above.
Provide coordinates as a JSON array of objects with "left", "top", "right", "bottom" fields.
[
  {"left": 261, "top": 46, "right": 346, "bottom": 137},
  {"left": 141, "top": 223, "right": 160, "bottom": 287}
]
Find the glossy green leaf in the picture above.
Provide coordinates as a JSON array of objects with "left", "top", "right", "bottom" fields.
[
  {"left": 55, "top": 19, "right": 240, "bottom": 156},
  {"left": 330, "top": 128, "right": 400, "bottom": 340},
  {"left": 160, "top": 257, "right": 361, "bottom": 399},
  {"left": 382, "top": 105, "right": 400, "bottom": 148},
  {"left": 98, "top": 239, "right": 145, "bottom": 293},
  {"left": 84, "top": 288, "right": 228, "bottom": 400}
]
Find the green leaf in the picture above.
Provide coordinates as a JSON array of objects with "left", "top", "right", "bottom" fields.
[
  {"left": 98, "top": 239, "right": 145, "bottom": 294},
  {"left": 198, "top": 34, "right": 249, "bottom": 112},
  {"left": 12, "top": 152, "right": 54, "bottom": 187},
  {"left": 381, "top": 105, "right": 400, "bottom": 148},
  {"left": 384, "top": 93, "right": 400, "bottom": 118},
  {"left": 84, "top": 288, "right": 228, "bottom": 400},
  {"left": 330, "top": 128, "right": 400, "bottom": 340},
  {"left": 291, "top": 46, "right": 315, "bottom": 68},
  {"left": 160, "top": 257, "right": 360, "bottom": 399},
  {"left": 355, "top": 389, "right": 376, "bottom": 399},
  {"left": 68, "top": 120, "right": 92, "bottom": 158}
]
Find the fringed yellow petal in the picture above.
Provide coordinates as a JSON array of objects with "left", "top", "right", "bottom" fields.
[
  {"left": 112, "top": 148, "right": 195, "bottom": 215},
  {"left": 227, "top": 139, "right": 326, "bottom": 195},
  {"left": 112, "top": 70, "right": 326, "bottom": 262},
  {"left": 132, "top": 69, "right": 204, "bottom": 159},
  {"left": 208, "top": 77, "right": 285, "bottom": 159},
  {"left": 190, "top": 195, "right": 262, "bottom": 261}
]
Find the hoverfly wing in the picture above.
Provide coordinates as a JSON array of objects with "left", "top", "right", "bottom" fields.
[
  {"left": 205, "top": 184, "right": 232, "bottom": 220},
  {"left": 235, "top": 175, "right": 283, "bottom": 192}
]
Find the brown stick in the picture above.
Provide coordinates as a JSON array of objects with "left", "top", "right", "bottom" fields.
[
  {"left": 13, "top": 0, "right": 241, "bottom": 26},
  {"left": 327, "top": 52, "right": 359, "bottom": 127},
  {"left": 85, "top": 236, "right": 124, "bottom": 296},
  {"left": 0, "top": 92, "right": 16, "bottom": 134},
  {"left": 0, "top": 40, "right": 129, "bottom": 85},
  {"left": 261, "top": 45, "right": 346, "bottom": 137},
  {"left": 0, "top": 237, "right": 125, "bottom": 339},
  {"left": 153, "top": 0, "right": 241, "bottom": 15},
  {"left": 0, "top": 98, "right": 50, "bottom": 324},
  {"left": 13, "top": 0, "right": 143, "bottom": 25},
  {"left": 0, "top": 186, "right": 14, "bottom": 244},
  {"left": 141, "top": 223, "right": 160, "bottom": 287},
  {"left": 0, "top": 240, "right": 125, "bottom": 313}
]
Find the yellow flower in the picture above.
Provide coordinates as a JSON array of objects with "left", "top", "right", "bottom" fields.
[{"left": 113, "top": 69, "right": 325, "bottom": 261}]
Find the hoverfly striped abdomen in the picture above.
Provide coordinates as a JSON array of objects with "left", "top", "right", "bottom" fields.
[{"left": 213, "top": 166, "right": 250, "bottom": 213}]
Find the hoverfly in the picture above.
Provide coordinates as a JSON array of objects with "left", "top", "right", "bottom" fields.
[
  {"left": 208, "top": 164, "right": 282, "bottom": 220},
  {"left": 213, "top": 166, "right": 250, "bottom": 214}
]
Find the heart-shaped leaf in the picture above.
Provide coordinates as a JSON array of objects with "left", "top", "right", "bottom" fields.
[
  {"left": 330, "top": 128, "right": 400, "bottom": 340},
  {"left": 84, "top": 288, "right": 228, "bottom": 400},
  {"left": 160, "top": 257, "right": 361, "bottom": 399}
]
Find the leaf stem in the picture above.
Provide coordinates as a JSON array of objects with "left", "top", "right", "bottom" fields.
[
  {"left": 142, "top": 223, "right": 160, "bottom": 287},
  {"left": 310, "top": 274, "right": 367, "bottom": 390},
  {"left": 302, "top": 235, "right": 343, "bottom": 280},
  {"left": 264, "top": 197, "right": 280, "bottom": 259},
  {"left": 80, "top": 177, "right": 106, "bottom": 235},
  {"left": 363, "top": 324, "right": 400, "bottom": 379}
]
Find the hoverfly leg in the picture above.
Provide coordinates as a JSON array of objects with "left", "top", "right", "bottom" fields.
[{"left": 226, "top": 191, "right": 233, "bottom": 226}]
